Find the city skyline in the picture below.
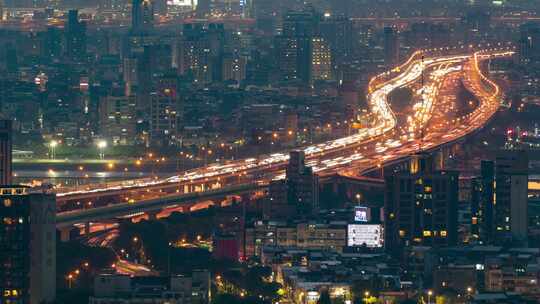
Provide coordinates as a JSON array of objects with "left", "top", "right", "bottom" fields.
[{"left": 0, "top": 1, "right": 539, "bottom": 304}]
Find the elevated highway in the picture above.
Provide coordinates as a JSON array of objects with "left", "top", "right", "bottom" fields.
[{"left": 54, "top": 48, "right": 514, "bottom": 227}]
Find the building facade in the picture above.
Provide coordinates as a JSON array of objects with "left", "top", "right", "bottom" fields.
[
  {"left": 0, "top": 186, "right": 56, "bottom": 304},
  {"left": 385, "top": 154, "right": 459, "bottom": 254}
]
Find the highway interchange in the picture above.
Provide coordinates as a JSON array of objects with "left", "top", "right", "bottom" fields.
[{"left": 54, "top": 48, "right": 514, "bottom": 222}]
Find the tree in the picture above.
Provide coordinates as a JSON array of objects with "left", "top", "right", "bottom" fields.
[
  {"left": 318, "top": 290, "right": 332, "bottom": 304},
  {"left": 399, "top": 299, "right": 418, "bottom": 304}
]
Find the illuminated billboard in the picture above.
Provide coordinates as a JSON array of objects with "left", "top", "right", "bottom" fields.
[
  {"left": 354, "top": 206, "right": 370, "bottom": 222},
  {"left": 347, "top": 224, "right": 383, "bottom": 247}
]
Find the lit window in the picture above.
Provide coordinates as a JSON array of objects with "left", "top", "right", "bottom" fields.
[
  {"left": 399, "top": 230, "right": 405, "bottom": 237},
  {"left": 3, "top": 199, "right": 11, "bottom": 207},
  {"left": 440, "top": 230, "right": 447, "bottom": 237},
  {"left": 423, "top": 231, "right": 432, "bottom": 237}
]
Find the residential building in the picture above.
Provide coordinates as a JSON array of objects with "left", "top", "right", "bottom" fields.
[
  {"left": 0, "top": 119, "right": 11, "bottom": 185},
  {"left": 0, "top": 186, "right": 56, "bottom": 304},
  {"left": 385, "top": 154, "right": 459, "bottom": 254},
  {"left": 90, "top": 270, "right": 211, "bottom": 304},
  {"left": 99, "top": 94, "right": 137, "bottom": 145},
  {"left": 494, "top": 150, "right": 529, "bottom": 243},
  {"left": 384, "top": 26, "right": 399, "bottom": 67}
]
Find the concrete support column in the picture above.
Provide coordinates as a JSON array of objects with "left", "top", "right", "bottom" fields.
[
  {"left": 58, "top": 227, "right": 73, "bottom": 242},
  {"left": 147, "top": 210, "right": 159, "bottom": 220},
  {"left": 182, "top": 205, "right": 191, "bottom": 213},
  {"left": 84, "top": 222, "right": 91, "bottom": 235}
]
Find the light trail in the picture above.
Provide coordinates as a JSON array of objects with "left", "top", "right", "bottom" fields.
[{"left": 55, "top": 49, "right": 513, "bottom": 206}]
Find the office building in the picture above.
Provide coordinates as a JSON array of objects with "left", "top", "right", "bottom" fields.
[
  {"left": 494, "top": 150, "right": 529, "bottom": 242},
  {"left": 0, "top": 186, "right": 56, "bottom": 304},
  {"left": 0, "top": 119, "right": 11, "bottom": 185},
  {"left": 385, "top": 154, "right": 459, "bottom": 254},
  {"left": 384, "top": 26, "right": 399, "bottom": 67},
  {"left": 65, "top": 10, "right": 87, "bottom": 61}
]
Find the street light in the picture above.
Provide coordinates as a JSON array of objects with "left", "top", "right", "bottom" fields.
[
  {"left": 67, "top": 273, "right": 74, "bottom": 288},
  {"left": 49, "top": 140, "right": 58, "bottom": 159},
  {"left": 97, "top": 140, "right": 107, "bottom": 159},
  {"left": 427, "top": 290, "right": 433, "bottom": 304},
  {"left": 363, "top": 291, "right": 370, "bottom": 304},
  {"left": 467, "top": 287, "right": 473, "bottom": 303}
]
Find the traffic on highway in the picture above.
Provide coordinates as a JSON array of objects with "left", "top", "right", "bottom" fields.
[{"left": 55, "top": 48, "right": 514, "bottom": 215}]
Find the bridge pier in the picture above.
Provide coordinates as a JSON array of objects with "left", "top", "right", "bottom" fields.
[
  {"left": 182, "top": 205, "right": 192, "bottom": 213},
  {"left": 58, "top": 226, "right": 74, "bottom": 242},
  {"left": 84, "top": 222, "right": 91, "bottom": 235},
  {"left": 147, "top": 210, "right": 159, "bottom": 221},
  {"left": 435, "top": 146, "right": 452, "bottom": 171}
]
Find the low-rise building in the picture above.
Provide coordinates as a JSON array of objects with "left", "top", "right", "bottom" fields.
[
  {"left": 244, "top": 220, "right": 348, "bottom": 257},
  {"left": 89, "top": 270, "right": 211, "bottom": 304}
]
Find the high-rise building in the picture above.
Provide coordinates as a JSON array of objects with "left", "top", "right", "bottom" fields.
[
  {"left": 320, "top": 14, "right": 352, "bottom": 66},
  {"left": 222, "top": 55, "right": 247, "bottom": 83},
  {"left": 176, "top": 23, "right": 225, "bottom": 84},
  {"left": 494, "top": 150, "right": 529, "bottom": 242},
  {"left": 0, "top": 186, "right": 56, "bottom": 304},
  {"left": 384, "top": 26, "right": 399, "bottom": 67},
  {"left": 196, "top": 0, "right": 211, "bottom": 18},
  {"left": 131, "top": 0, "right": 154, "bottom": 34},
  {"left": 149, "top": 77, "right": 183, "bottom": 146},
  {"left": 0, "top": 119, "right": 11, "bottom": 185},
  {"left": 265, "top": 150, "right": 319, "bottom": 219},
  {"left": 471, "top": 160, "right": 495, "bottom": 244},
  {"left": 123, "top": 57, "right": 139, "bottom": 95},
  {"left": 65, "top": 10, "right": 87, "bottom": 61},
  {"left": 519, "top": 23, "right": 540, "bottom": 64},
  {"left": 277, "top": 10, "right": 337, "bottom": 84},
  {"left": 41, "top": 26, "right": 62, "bottom": 62},
  {"left": 287, "top": 150, "right": 319, "bottom": 214},
  {"left": 310, "top": 37, "right": 332, "bottom": 82},
  {"left": 385, "top": 154, "right": 459, "bottom": 254},
  {"left": 286, "top": 150, "right": 306, "bottom": 181},
  {"left": 277, "top": 10, "right": 321, "bottom": 84},
  {"left": 153, "top": 0, "right": 167, "bottom": 15},
  {"left": 99, "top": 94, "right": 137, "bottom": 145},
  {"left": 330, "top": 0, "right": 353, "bottom": 17}
]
